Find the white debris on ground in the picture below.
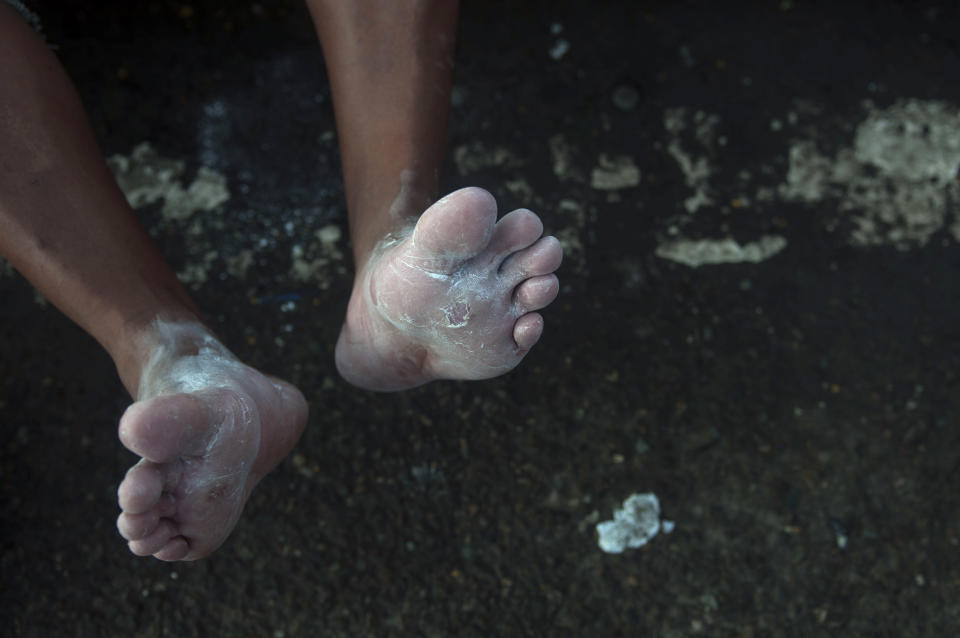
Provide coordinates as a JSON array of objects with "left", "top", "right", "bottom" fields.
[
  {"left": 290, "top": 224, "right": 346, "bottom": 289},
  {"left": 590, "top": 154, "right": 641, "bottom": 190},
  {"left": 453, "top": 142, "right": 522, "bottom": 175},
  {"left": 780, "top": 99, "right": 960, "bottom": 249},
  {"left": 663, "top": 107, "right": 721, "bottom": 213},
  {"left": 548, "top": 22, "right": 570, "bottom": 60},
  {"left": 108, "top": 142, "right": 230, "bottom": 222},
  {"left": 549, "top": 39, "right": 570, "bottom": 60},
  {"left": 656, "top": 235, "right": 788, "bottom": 268},
  {"left": 597, "top": 492, "right": 675, "bottom": 554},
  {"left": 6, "top": 141, "right": 232, "bottom": 282},
  {"left": 107, "top": 142, "right": 236, "bottom": 288},
  {"left": 653, "top": 98, "right": 960, "bottom": 263}
]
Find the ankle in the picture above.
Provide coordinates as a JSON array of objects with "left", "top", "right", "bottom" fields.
[
  {"left": 346, "top": 168, "right": 436, "bottom": 268},
  {"left": 111, "top": 317, "right": 219, "bottom": 399}
]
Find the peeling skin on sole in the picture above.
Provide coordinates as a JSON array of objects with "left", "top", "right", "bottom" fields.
[{"left": 442, "top": 300, "right": 471, "bottom": 327}]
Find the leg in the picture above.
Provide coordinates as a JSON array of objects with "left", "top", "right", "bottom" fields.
[
  {"left": 0, "top": 4, "right": 306, "bottom": 560},
  {"left": 307, "top": 0, "right": 563, "bottom": 391}
]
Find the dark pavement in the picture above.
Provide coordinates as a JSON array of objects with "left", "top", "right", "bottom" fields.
[{"left": 2, "top": 1, "right": 959, "bottom": 636}]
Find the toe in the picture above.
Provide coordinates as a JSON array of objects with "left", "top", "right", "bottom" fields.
[
  {"left": 513, "top": 275, "right": 560, "bottom": 313},
  {"left": 128, "top": 519, "right": 179, "bottom": 557},
  {"left": 409, "top": 187, "right": 498, "bottom": 269},
  {"left": 513, "top": 313, "right": 545, "bottom": 350},
  {"left": 119, "top": 394, "right": 211, "bottom": 462},
  {"left": 117, "top": 461, "right": 164, "bottom": 514},
  {"left": 154, "top": 537, "right": 191, "bottom": 562},
  {"left": 499, "top": 235, "right": 563, "bottom": 284},
  {"left": 486, "top": 209, "right": 543, "bottom": 264},
  {"left": 117, "top": 509, "right": 160, "bottom": 541}
]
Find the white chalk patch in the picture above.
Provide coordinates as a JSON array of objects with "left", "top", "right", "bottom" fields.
[
  {"left": 597, "top": 492, "right": 674, "bottom": 554},
  {"left": 107, "top": 143, "right": 231, "bottom": 289},
  {"left": 663, "top": 108, "right": 719, "bottom": 213},
  {"left": 316, "top": 224, "right": 342, "bottom": 246},
  {"left": 667, "top": 141, "right": 714, "bottom": 213},
  {"left": 505, "top": 178, "right": 535, "bottom": 201},
  {"left": 591, "top": 154, "right": 641, "bottom": 190},
  {"left": 289, "top": 224, "right": 345, "bottom": 288},
  {"left": 855, "top": 100, "right": 960, "bottom": 182},
  {"left": 778, "top": 141, "right": 833, "bottom": 203},
  {"left": 137, "top": 319, "right": 241, "bottom": 399},
  {"left": 160, "top": 167, "right": 230, "bottom": 222},
  {"left": 779, "top": 99, "right": 960, "bottom": 249},
  {"left": 108, "top": 142, "right": 230, "bottom": 222},
  {"left": 107, "top": 142, "right": 184, "bottom": 208},
  {"left": 453, "top": 142, "right": 521, "bottom": 175},
  {"left": 656, "top": 235, "right": 787, "bottom": 267}
]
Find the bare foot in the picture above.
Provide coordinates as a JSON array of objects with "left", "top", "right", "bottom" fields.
[
  {"left": 115, "top": 321, "right": 307, "bottom": 561},
  {"left": 336, "top": 187, "right": 563, "bottom": 391}
]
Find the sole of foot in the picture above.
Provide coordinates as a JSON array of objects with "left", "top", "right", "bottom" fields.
[
  {"left": 336, "top": 186, "right": 562, "bottom": 391},
  {"left": 115, "top": 323, "right": 307, "bottom": 561}
]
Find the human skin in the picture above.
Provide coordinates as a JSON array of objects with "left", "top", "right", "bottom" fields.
[
  {"left": 0, "top": 0, "right": 560, "bottom": 560},
  {"left": 307, "top": 0, "right": 563, "bottom": 390}
]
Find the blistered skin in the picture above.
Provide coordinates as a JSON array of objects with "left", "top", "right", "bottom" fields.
[
  {"left": 336, "top": 187, "right": 563, "bottom": 390},
  {"left": 116, "top": 321, "right": 307, "bottom": 561}
]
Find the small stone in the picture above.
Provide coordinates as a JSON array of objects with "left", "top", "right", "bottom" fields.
[
  {"left": 596, "top": 492, "right": 671, "bottom": 553},
  {"left": 549, "top": 39, "right": 570, "bottom": 60},
  {"left": 611, "top": 84, "right": 639, "bottom": 111}
]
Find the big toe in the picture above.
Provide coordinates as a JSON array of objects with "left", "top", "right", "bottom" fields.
[
  {"left": 118, "top": 393, "right": 211, "bottom": 462},
  {"left": 408, "top": 187, "right": 498, "bottom": 269}
]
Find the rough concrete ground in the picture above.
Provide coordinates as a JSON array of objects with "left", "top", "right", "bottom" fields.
[{"left": 2, "top": 1, "right": 960, "bottom": 636}]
